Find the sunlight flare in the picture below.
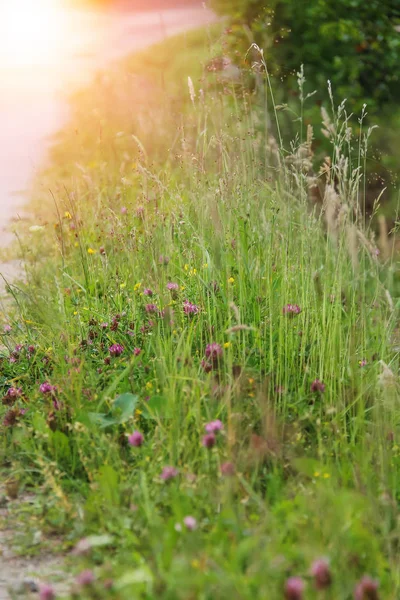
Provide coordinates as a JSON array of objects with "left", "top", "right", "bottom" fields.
[{"left": 0, "top": 0, "right": 65, "bottom": 67}]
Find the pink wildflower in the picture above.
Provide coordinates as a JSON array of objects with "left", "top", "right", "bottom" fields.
[
  {"left": 205, "top": 343, "right": 223, "bottom": 366},
  {"left": 284, "top": 577, "right": 305, "bottom": 600},
  {"left": 202, "top": 433, "right": 216, "bottom": 449},
  {"left": 201, "top": 359, "right": 213, "bottom": 373},
  {"left": 40, "top": 382, "right": 56, "bottom": 395},
  {"left": 39, "top": 584, "right": 56, "bottom": 600},
  {"left": 221, "top": 461, "right": 235, "bottom": 476},
  {"left": 183, "top": 516, "right": 197, "bottom": 531},
  {"left": 205, "top": 419, "right": 224, "bottom": 433},
  {"left": 354, "top": 576, "right": 379, "bottom": 600},
  {"left": 6, "top": 387, "right": 22, "bottom": 399},
  {"left": 145, "top": 304, "right": 158, "bottom": 314},
  {"left": 109, "top": 344, "right": 124, "bottom": 357},
  {"left": 283, "top": 304, "right": 301, "bottom": 316},
  {"left": 311, "top": 558, "right": 332, "bottom": 589},
  {"left": 183, "top": 301, "right": 200, "bottom": 315},
  {"left": 310, "top": 379, "right": 325, "bottom": 393},
  {"left": 161, "top": 466, "right": 179, "bottom": 481},
  {"left": 76, "top": 570, "right": 95, "bottom": 587},
  {"left": 128, "top": 431, "right": 144, "bottom": 447}
]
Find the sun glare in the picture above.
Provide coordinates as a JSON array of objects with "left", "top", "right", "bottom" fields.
[{"left": 0, "top": 0, "right": 65, "bottom": 68}]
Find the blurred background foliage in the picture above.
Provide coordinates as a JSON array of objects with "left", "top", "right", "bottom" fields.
[{"left": 211, "top": 0, "right": 400, "bottom": 216}]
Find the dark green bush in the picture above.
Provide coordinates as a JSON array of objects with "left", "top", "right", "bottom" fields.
[{"left": 213, "top": 0, "right": 400, "bottom": 112}]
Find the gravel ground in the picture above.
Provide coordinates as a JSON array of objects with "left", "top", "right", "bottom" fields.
[{"left": 0, "top": 493, "right": 69, "bottom": 599}]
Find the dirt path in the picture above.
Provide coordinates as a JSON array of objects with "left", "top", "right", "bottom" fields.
[
  {"left": 0, "top": 6, "right": 216, "bottom": 595},
  {"left": 0, "top": 489, "right": 70, "bottom": 599}
]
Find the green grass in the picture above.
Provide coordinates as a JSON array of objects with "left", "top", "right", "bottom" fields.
[{"left": 1, "top": 25, "right": 400, "bottom": 599}]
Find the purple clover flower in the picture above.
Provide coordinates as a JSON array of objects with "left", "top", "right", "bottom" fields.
[
  {"left": 3, "top": 407, "right": 25, "bottom": 427},
  {"left": 205, "top": 343, "right": 223, "bottom": 366},
  {"left": 109, "top": 344, "right": 124, "bottom": 357},
  {"left": 183, "top": 516, "right": 197, "bottom": 531},
  {"left": 354, "top": 576, "right": 379, "bottom": 600},
  {"left": 39, "top": 584, "right": 56, "bottom": 600},
  {"left": 52, "top": 398, "right": 63, "bottom": 411},
  {"left": 284, "top": 577, "right": 305, "bottom": 600},
  {"left": 205, "top": 419, "right": 224, "bottom": 433},
  {"left": 133, "top": 347, "right": 142, "bottom": 356},
  {"left": 76, "top": 570, "right": 95, "bottom": 587},
  {"left": 167, "top": 282, "right": 179, "bottom": 291},
  {"left": 161, "top": 466, "right": 179, "bottom": 481},
  {"left": 183, "top": 301, "right": 200, "bottom": 315},
  {"left": 40, "top": 382, "right": 56, "bottom": 395},
  {"left": 310, "top": 558, "right": 332, "bottom": 589},
  {"left": 6, "top": 387, "right": 22, "bottom": 399},
  {"left": 221, "top": 461, "right": 235, "bottom": 476},
  {"left": 145, "top": 304, "right": 158, "bottom": 314},
  {"left": 202, "top": 433, "right": 216, "bottom": 449},
  {"left": 310, "top": 379, "right": 325, "bottom": 393},
  {"left": 283, "top": 304, "right": 301, "bottom": 316},
  {"left": 144, "top": 288, "right": 154, "bottom": 297},
  {"left": 128, "top": 431, "right": 144, "bottom": 447},
  {"left": 201, "top": 359, "right": 213, "bottom": 373}
]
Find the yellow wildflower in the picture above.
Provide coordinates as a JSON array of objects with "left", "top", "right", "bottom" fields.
[
  {"left": 224, "top": 342, "right": 231, "bottom": 349},
  {"left": 228, "top": 277, "right": 235, "bottom": 284},
  {"left": 87, "top": 248, "right": 96, "bottom": 254},
  {"left": 134, "top": 282, "right": 142, "bottom": 291},
  {"left": 64, "top": 211, "right": 72, "bottom": 219}
]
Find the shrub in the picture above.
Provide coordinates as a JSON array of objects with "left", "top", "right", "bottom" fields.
[{"left": 212, "top": 0, "right": 400, "bottom": 112}]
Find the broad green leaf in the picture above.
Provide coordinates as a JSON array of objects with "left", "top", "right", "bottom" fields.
[
  {"left": 88, "top": 412, "right": 120, "bottom": 428},
  {"left": 115, "top": 567, "right": 154, "bottom": 589},
  {"left": 113, "top": 393, "right": 139, "bottom": 423},
  {"left": 141, "top": 395, "right": 170, "bottom": 420}
]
